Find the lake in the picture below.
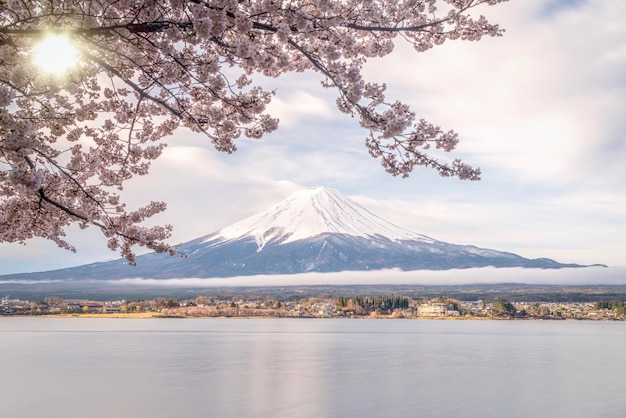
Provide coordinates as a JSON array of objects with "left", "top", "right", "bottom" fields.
[{"left": 1, "top": 318, "right": 625, "bottom": 417}]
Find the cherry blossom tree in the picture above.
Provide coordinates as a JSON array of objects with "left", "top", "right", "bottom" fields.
[{"left": 0, "top": 0, "right": 506, "bottom": 264}]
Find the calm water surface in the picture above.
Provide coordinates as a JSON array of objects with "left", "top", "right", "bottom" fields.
[{"left": 1, "top": 318, "right": 625, "bottom": 418}]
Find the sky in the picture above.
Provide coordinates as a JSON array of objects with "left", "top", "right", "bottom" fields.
[{"left": 1, "top": 0, "right": 625, "bottom": 277}]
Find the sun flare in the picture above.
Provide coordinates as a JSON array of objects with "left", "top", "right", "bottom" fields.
[{"left": 33, "top": 34, "right": 79, "bottom": 75}]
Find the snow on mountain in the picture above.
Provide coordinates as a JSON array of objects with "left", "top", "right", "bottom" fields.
[
  {"left": 0, "top": 186, "right": 592, "bottom": 284},
  {"left": 207, "top": 187, "right": 434, "bottom": 250}
]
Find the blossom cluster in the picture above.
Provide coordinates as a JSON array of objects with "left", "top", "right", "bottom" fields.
[{"left": 0, "top": 0, "right": 505, "bottom": 262}]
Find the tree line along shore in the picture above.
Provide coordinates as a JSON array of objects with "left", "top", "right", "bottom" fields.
[{"left": 3, "top": 293, "right": 626, "bottom": 320}]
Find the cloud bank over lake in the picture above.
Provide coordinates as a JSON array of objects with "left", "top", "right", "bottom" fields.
[{"left": 98, "top": 266, "right": 625, "bottom": 288}]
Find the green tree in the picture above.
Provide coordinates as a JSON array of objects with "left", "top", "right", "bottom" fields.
[
  {"left": 493, "top": 299, "right": 516, "bottom": 316},
  {"left": 154, "top": 297, "right": 179, "bottom": 310}
]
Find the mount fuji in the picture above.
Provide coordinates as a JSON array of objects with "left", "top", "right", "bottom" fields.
[{"left": 2, "top": 187, "right": 585, "bottom": 281}]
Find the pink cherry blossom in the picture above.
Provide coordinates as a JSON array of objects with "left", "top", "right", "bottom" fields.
[{"left": 0, "top": 0, "right": 506, "bottom": 264}]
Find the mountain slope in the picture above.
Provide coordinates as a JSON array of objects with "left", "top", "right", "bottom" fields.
[
  {"left": 210, "top": 187, "right": 434, "bottom": 249},
  {"left": 0, "top": 187, "right": 586, "bottom": 281}
]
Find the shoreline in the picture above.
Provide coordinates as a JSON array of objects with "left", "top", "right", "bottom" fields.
[{"left": 3, "top": 313, "right": 621, "bottom": 321}]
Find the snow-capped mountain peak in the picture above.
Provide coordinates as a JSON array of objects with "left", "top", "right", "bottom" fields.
[
  {"left": 0, "top": 186, "right": 587, "bottom": 283},
  {"left": 209, "top": 187, "right": 433, "bottom": 250}
]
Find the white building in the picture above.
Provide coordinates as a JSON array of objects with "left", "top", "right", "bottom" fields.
[{"left": 418, "top": 303, "right": 459, "bottom": 317}]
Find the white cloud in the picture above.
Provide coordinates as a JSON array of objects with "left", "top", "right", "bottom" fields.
[
  {"left": 101, "top": 266, "right": 626, "bottom": 286},
  {"left": 266, "top": 90, "right": 336, "bottom": 128},
  {"left": 361, "top": 0, "right": 626, "bottom": 187}
]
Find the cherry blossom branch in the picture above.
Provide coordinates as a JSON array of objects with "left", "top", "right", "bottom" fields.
[
  {"left": 0, "top": 0, "right": 506, "bottom": 263},
  {"left": 82, "top": 51, "right": 184, "bottom": 119}
]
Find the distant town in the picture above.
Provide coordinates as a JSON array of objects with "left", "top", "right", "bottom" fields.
[{"left": 2, "top": 293, "right": 626, "bottom": 320}]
